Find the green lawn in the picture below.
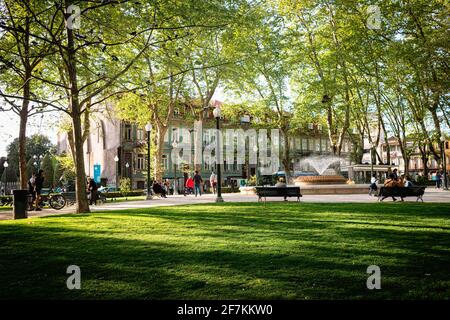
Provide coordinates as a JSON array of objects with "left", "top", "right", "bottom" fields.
[{"left": 0, "top": 202, "right": 449, "bottom": 299}]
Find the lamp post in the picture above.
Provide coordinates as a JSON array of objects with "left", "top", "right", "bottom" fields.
[
  {"left": 3, "top": 161, "right": 8, "bottom": 195},
  {"left": 213, "top": 106, "right": 224, "bottom": 202},
  {"left": 114, "top": 155, "right": 119, "bottom": 189},
  {"left": 253, "top": 145, "right": 258, "bottom": 186},
  {"left": 370, "top": 142, "right": 375, "bottom": 183},
  {"left": 172, "top": 141, "right": 179, "bottom": 195},
  {"left": 33, "top": 154, "right": 44, "bottom": 170},
  {"left": 440, "top": 134, "right": 448, "bottom": 190},
  {"left": 145, "top": 123, "right": 153, "bottom": 199}
]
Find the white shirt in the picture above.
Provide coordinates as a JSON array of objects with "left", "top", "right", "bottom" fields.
[
  {"left": 210, "top": 173, "right": 217, "bottom": 183},
  {"left": 371, "top": 177, "right": 377, "bottom": 184}
]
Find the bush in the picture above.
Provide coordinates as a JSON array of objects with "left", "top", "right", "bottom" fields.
[
  {"left": 119, "top": 178, "right": 131, "bottom": 199},
  {"left": 103, "top": 190, "right": 145, "bottom": 198}
]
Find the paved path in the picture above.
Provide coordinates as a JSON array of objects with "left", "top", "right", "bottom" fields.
[{"left": 1, "top": 189, "right": 450, "bottom": 220}]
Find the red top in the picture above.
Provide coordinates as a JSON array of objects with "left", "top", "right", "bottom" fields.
[{"left": 186, "top": 178, "right": 194, "bottom": 188}]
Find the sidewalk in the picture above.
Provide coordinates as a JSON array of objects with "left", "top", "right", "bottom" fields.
[{"left": 1, "top": 189, "right": 450, "bottom": 220}]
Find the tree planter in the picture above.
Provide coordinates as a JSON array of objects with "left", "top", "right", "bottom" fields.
[{"left": 239, "top": 186, "right": 256, "bottom": 195}]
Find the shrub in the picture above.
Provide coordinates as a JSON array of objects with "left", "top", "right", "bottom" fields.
[
  {"left": 119, "top": 178, "right": 131, "bottom": 199},
  {"left": 103, "top": 190, "right": 145, "bottom": 198}
]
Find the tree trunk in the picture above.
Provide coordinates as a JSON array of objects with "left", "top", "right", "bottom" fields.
[
  {"left": 18, "top": 14, "right": 31, "bottom": 189},
  {"left": 71, "top": 111, "right": 90, "bottom": 213},
  {"left": 18, "top": 93, "right": 29, "bottom": 189},
  {"left": 154, "top": 125, "right": 167, "bottom": 181},
  {"left": 281, "top": 127, "right": 291, "bottom": 180},
  {"left": 66, "top": 5, "right": 89, "bottom": 213}
]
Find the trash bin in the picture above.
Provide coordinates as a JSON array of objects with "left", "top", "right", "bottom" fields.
[{"left": 13, "top": 189, "right": 28, "bottom": 219}]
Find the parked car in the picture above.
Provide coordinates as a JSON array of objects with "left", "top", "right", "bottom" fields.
[{"left": 98, "top": 186, "right": 119, "bottom": 193}]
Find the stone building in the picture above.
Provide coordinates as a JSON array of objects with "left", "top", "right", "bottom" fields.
[{"left": 57, "top": 101, "right": 355, "bottom": 189}]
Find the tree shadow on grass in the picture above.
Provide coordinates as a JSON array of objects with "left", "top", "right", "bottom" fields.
[{"left": 1, "top": 207, "right": 449, "bottom": 299}]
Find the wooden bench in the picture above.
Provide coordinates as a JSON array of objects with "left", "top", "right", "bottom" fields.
[
  {"left": 378, "top": 186, "right": 426, "bottom": 202},
  {"left": 61, "top": 192, "right": 77, "bottom": 206},
  {"left": 255, "top": 186, "right": 302, "bottom": 204}
]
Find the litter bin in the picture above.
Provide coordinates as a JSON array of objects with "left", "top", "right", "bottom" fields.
[{"left": 13, "top": 189, "right": 28, "bottom": 219}]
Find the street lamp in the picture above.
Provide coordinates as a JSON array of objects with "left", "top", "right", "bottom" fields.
[
  {"left": 370, "top": 141, "right": 375, "bottom": 183},
  {"left": 3, "top": 161, "right": 8, "bottom": 195},
  {"left": 114, "top": 155, "right": 119, "bottom": 189},
  {"left": 33, "top": 154, "right": 44, "bottom": 170},
  {"left": 253, "top": 145, "right": 258, "bottom": 186},
  {"left": 213, "top": 106, "right": 224, "bottom": 202},
  {"left": 172, "top": 141, "right": 179, "bottom": 195},
  {"left": 440, "top": 134, "right": 448, "bottom": 190},
  {"left": 145, "top": 122, "right": 153, "bottom": 199}
]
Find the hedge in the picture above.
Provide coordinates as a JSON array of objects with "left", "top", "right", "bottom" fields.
[{"left": 102, "top": 190, "right": 145, "bottom": 198}]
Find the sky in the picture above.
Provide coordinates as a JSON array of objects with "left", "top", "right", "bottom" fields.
[{"left": 0, "top": 109, "right": 59, "bottom": 157}]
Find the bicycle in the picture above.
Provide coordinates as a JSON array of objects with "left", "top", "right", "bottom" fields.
[{"left": 28, "top": 188, "right": 67, "bottom": 210}]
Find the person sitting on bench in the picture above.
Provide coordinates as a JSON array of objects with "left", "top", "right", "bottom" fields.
[
  {"left": 380, "top": 175, "right": 402, "bottom": 202},
  {"left": 275, "top": 178, "right": 288, "bottom": 201},
  {"left": 153, "top": 181, "right": 167, "bottom": 198}
]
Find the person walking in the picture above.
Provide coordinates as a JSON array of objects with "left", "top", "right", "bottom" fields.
[
  {"left": 369, "top": 174, "right": 378, "bottom": 196},
  {"left": 435, "top": 171, "right": 442, "bottom": 189},
  {"left": 210, "top": 171, "right": 217, "bottom": 194},
  {"left": 87, "top": 177, "right": 98, "bottom": 205},
  {"left": 28, "top": 172, "right": 37, "bottom": 208},
  {"left": 34, "top": 170, "right": 44, "bottom": 211},
  {"left": 193, "top": 170, "right": 203, "bottom": 197}
]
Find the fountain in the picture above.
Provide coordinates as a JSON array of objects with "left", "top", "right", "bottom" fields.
[{"left": 295, "top": 155, "right": 347, "bottom": 185}]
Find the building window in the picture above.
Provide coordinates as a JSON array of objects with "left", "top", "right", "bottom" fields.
[
  {"left": 315, "top": 139, "right": 321, "bottom": 152},
  {"left": 137, "top": 154, "right": 145, "bottom": 170},
  {"left": 124, "top": 124, "right": 132, "bottom": 141},
  {"left": 203, "top": 129, "right": 212, "bottom": 146},
  {"left": 302, "top": 138, "right": 308, "bottom": 151},
  {"left": 172, "top": 128, "right": 179, "bottom": 143},
  {"left": 162, "top": 155, "right": 168, "bottom": 171},
  {"left": 204, "top": 154, "right": 212, "bottom": 170},
  {"left": 137, "top": 129, "right": 144, "bottom": 141}
]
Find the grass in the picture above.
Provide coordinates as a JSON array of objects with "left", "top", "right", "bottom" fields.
[{"left": 0, "top": 202, "right": 449, "bottom": 299}]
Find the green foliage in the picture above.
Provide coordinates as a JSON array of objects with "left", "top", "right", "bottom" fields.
[
  {"left": 119, "top": 178, "right": 131, "bottom": 199},
  {"left": 5, "top": 134, "right": 56, "bottom": 176},
  {"left": 246, "top": 175, "right": 257, "bottom": 186},
  {"left": 25, "top": 158, "right": 35, "bottom": 180},
  {"left": 54, "top": 154, "right": 76, "bottom": 188},
  {"left": 103, "top": 190, "right": 144, "bottom": 198},
  {"left": 40, "top": 154, "right": 54, "bottom": 188}
]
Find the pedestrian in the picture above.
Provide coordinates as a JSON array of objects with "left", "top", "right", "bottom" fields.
[
  {"left": 435, "top": 171, "right": 442, "bottom": 189},
  {"left": 193, "top": 170, "right": 203, "bottom": 197},
  {"left": 34, "top": 169, "right": 45, "bottom": 211},
  {"left": 369, "top": 174, "right": 378, "bottom": 196},
  {"left": 28, "top": 172, "right": 37, "bottom": 207},
  {"left": 164, "top": 179, "right": 170, "bottom": 195},
  {"left": 87, "top": 177, "right": 98, "bottom": 205},
  {"left": 210, "top": 171, "right": 217, "bottom": 194}
]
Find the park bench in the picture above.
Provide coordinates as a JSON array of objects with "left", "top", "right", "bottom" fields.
[
  {"left": 61, "top": 192, "right": 77, "bottom": 206},
  {"left": 377, "top": 186, "right": 426, "bottom": 202},
  {"left": 255, "top": 186, "right": 302, "bottom": 204}
]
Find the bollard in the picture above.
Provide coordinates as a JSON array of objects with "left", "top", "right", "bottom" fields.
[{"left": 13, "top": 189, "right": 28, "bottom": 219}]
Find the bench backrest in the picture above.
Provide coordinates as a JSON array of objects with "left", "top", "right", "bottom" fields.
[
  {"left": 379, "top": 186, "right": 426, "bottom": 197},
  {"left": 255, "top": 187, "right": 301, "bottom": 197}
]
